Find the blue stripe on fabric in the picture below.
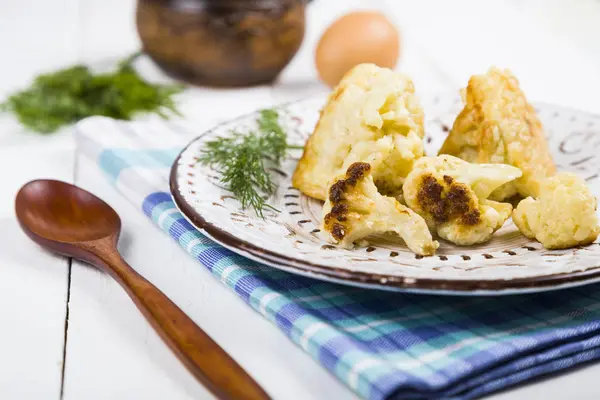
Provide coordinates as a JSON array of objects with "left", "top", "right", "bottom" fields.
[
  {"left": 150, "top": 202, "right": 176, "bottom": 225},
  {"left": 145, "top": 191, "right": 174, "bottom": 206},
  {"left": 197, "top": 247, "right": 231, "bottom": 272},
  {"left": 234, "top": 274, "right": 266, "bottom": 303},
  {"left": 318, "top": 335, "right": 360, "bottom": 372},
  {"left": 99, "top": 148, "right": 181, "bottom": 182},
  {"left": 169, "top": 218, "right": 192, "bottom": 242},
  {"left": 160, "top": 214, "right": 180, "bottom": 234},
  {"left": 142, "top": 192, "right": 173, "bottom": 217},
  {"left": 274, "top": 303, "right": 306, "bottom": 336},
  {"left": 261, "top": 295, "right": 289, "bottom": 324},
  {"left": 247, "top": 286, "right": 275, "bottom": 314}
]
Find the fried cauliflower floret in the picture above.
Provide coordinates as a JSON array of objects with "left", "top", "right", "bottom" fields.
[
  {"left": 293, "top": 63, "right": 425, "bottom": 200},
  {"left": 403, "top": 155, "right": 522, "bottom": 245},
  {"left": 339, "top": 132, "right": 423, "bottom": 197},
  {"left": 513, "top": 173, "right": 600, "bottom": 249},
  {"left": 322, "top": 162, "right": 438, "bottom": 256},
  {"left": 439, "top": 67, "right": 555, "bottom": 200}
]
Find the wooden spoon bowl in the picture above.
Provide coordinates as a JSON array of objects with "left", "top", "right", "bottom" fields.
[
  {"left": 16, "top": 179, "right": 120, "bottom": 256},
  {"left": 15, "top": 179, "right": 270, "bottom": 400}
]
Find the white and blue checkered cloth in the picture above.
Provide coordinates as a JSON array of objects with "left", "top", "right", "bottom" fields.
[{"left": 76, "top": 116, "right": 600, "bottom": 400}]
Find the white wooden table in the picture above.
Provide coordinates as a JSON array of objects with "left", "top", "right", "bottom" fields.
[{"left": 2, "top": 1, "right": 600, "bottom": 399}]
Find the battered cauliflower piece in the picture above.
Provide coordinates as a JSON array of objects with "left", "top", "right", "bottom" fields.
[
  {"left": 322, "top": 162, "right": 438, "bottom": 256},
  {"left": 439, "top": 67, "right": 556, "bottom": 200},
  {"left": 339, "top": 131, "right": 423, "bottom": 196},
  {"left": 403, "top": 155, "right": 522, "bottom": 245},
  {"left": 293, "top": 63, "right": 425, "bottom": 200},
  {"left": 513, "top": 173, "right": 600, "bottom": 249}
]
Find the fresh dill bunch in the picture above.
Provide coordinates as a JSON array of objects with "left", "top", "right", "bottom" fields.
[
  {"left": 0, "top": 51, "right": 183, "bottom": 133},
  {"left": 198, "top": 109, "right": 297, "bottom": 218},
  {"left": 258, "top": 109, "right": 287, "bottom": 163}
]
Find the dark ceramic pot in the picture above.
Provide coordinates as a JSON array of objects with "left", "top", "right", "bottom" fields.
[{"left": 136, "top": 0, "right": 307, "bottom": 87}]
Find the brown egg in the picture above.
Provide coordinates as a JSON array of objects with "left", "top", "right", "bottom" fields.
[{"left": 316, "top": 11, "right": 401, "bottom": 87}]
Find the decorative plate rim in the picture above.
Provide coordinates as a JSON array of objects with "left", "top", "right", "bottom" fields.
[{"left": 169, "top": 96, "right": 600, "bottom": 294}]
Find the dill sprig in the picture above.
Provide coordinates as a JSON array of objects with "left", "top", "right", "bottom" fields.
[
  {"left": 198, "top": 109, "right": 296, "bottom": 218},
  {"left": 0, "top": 51, "right": 183, "bottom": 133}
]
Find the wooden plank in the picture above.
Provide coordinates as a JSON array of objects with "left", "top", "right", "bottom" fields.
[
  {"left": 0, "top": 219, "right": 70, "bottom": 398},
  {"left": 0, "top": 0, "right": 79, "bottom": 398}
]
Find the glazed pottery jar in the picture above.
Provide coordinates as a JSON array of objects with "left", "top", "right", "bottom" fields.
[{"left": 136, "top": 0, "right": 307, "bottom": 87}]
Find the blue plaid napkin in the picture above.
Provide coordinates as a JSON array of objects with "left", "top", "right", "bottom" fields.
[{"left": 75, "top": 116, "right": 600, "bottom": 400}]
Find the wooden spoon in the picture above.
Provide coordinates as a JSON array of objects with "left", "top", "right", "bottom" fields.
[{"left": 15, "top": 179, "right": 270, "bottom": 400}]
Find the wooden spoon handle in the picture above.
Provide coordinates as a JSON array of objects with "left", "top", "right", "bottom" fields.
[{"left": 93, "top": 248, "right": 270, "bottom": 400}]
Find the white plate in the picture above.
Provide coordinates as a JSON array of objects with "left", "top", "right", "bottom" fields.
[{"left": 170, "top": 95, "right": 600, "bottom": 295}]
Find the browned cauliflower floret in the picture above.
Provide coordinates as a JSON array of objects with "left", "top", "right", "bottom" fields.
[
  {"left": 403, "top": 155, "right": 522, "bottom": 245},
  {"left": 513, "top": 173, "right": 600, "bottom": 249},
  {"left": 339, "top": 132, "right": 423, "bottom": 196},
  {"left": 322, "top": 162, "right": 438, "bottom": 256},
  {"left": 293, "top": 63, "right": 425, "bottom": 200},
  {"left": 439, "top": 67, "right": 556, "bottom": 200}
]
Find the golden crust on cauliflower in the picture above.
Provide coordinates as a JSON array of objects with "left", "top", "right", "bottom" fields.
[
  {"left": 513, "top": 173, "right": 600, "bottom": 249},
  {"left": 403, "top": 155, "right": 522, "bottom": 245},
  {"left": 339, "top": 132, "right": 424, "bottom": 196},
  {"left": 293, "top": 63, "right": 425, "bottom": 200},
  {"left": 322, "top": 162, "right": 438, "bottom": 256},
  {"left": 439, "top": 67, "right": 556, "bottom": 200}
]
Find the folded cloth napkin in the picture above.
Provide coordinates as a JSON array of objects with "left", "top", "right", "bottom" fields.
[{"left": 75, "top": 116, "right": 600, "bottom": 400}]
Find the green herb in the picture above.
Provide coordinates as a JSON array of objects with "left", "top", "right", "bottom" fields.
[
  {"left": 0, "top": 51, "right": 183, "bottom": 133},
  {"left": 198, "top": 109, "right": 298, "bottom": 218}
]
